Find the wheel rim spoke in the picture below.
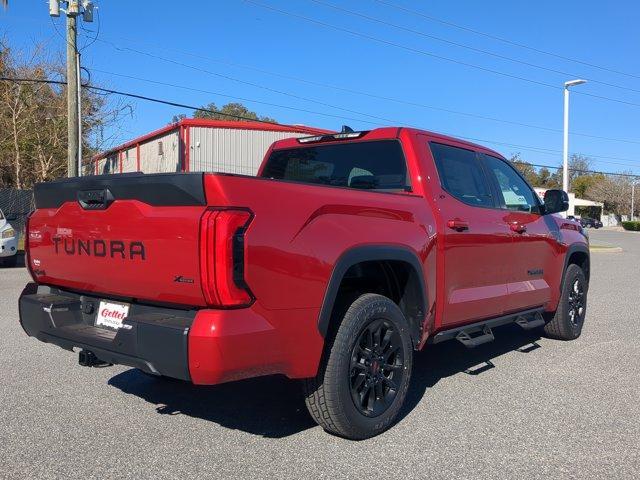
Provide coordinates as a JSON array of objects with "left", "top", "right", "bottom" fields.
[
  {"left": 349, "top": 317, "right": 406, "bottom": 418},
  {"left": 567, "top": 277, "right": 585, "bottom": 326}
]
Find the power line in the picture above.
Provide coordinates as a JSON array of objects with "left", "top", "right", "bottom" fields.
[
  {"left": 0, "top": 76, "right": 295, "bottom": 125},
  {"left": 525, "top": 162, "right": 640, "bottom": 179},
  {"left": 463, "top": 136, "right": 640, "bottom": 167},
  {"left": 245, "top": 0, "right": 640, "bottom": 109},
  {"left": 372, "top": 0, "right": 640, "bottom": 82},
  {"left": 90, "top": 40, "right": 403, "bottom": 125},
  {"left": 87, "top": 69, "right": 389, "bottom": 125},
  {"left": 310, "top": 0, "right": 640, "bottom": 96},
  {"left": 86, "top": 33, "right": 640, "bottom": 146},
  {"left": 86, "top": 68, "right": 640, "bottom": 167},
  {"left": 3, "top": 75, "right": 639, "bottom": 171}
]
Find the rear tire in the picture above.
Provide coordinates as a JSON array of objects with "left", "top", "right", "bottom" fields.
[
  {"left": 544, "top": 263, "right": 587, "bottom": 340},
  {"left": 303, "top": 293, "right": 413, "bottom": 440}
]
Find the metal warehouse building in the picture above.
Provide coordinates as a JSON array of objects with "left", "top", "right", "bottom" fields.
[{"left": 92, "top": 119, "right": 331, "bottom": 176}]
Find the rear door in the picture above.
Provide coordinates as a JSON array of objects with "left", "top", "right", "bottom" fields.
[
  {"left": 28, "top": 173, "right": 209, "bottom": 306},
  {"left": 424, "top": 140, "right": 512, "bottom": 328},
  {"left": 480, "top": 154, "right": 558, "bottom": 311}
]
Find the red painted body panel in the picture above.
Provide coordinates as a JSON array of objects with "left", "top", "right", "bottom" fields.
[
  {"left": 28, "top": 201, "right": 208, "bottom": 306},
  {"left": 26, "top": 127, "right": 588, "bottom": 385}
]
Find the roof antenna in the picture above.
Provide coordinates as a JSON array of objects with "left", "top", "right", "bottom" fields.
[{"left": 341, "top": 125, "right": 354, "bottom": 133}]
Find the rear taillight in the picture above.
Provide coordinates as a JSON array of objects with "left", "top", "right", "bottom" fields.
[{"left": 199, "top": 208, "right": 253, "bottom": 308}]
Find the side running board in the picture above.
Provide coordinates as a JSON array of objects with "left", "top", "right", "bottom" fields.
[
  {"left": 456, "top": 325, "right": 494, "bottom": 348},
  {"left": 515, "top": 312, "right": 545, "bottom": 330},
  {"left": 429, "top": 307, "right": 545, "bottom": 349}
]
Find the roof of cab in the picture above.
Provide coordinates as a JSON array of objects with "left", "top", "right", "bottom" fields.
[{"left": 269, "top": 126, "right": 505, "bottom": 159}]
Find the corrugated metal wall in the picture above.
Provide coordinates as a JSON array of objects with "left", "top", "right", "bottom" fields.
[
  {"left": 121, "top": 147, "right": 138, "bottom": 173},
  {"left": 189, "top": 127, "right": 308, "bottom": 175},
  {"left": 139, "top": 130, "right": 181, "bottom": 173},
  {"left": 93, "top": 126, "right": 313, "bottom": 176},
  {"left": 97, "top": 153, "right": 118, "bottom": 175}
]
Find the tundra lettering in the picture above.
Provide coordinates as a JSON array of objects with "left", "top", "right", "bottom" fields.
[
  {"left": 20, "top": 126, "right": 589, "bottom": 440},
  {"left": 52, "top": 236, "right": 145, "bottom": 260}
]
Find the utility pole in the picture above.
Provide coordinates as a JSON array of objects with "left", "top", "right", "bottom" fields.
[
  {"left": 632, "top": 181, "right": 636, "bottom": 221},
  {"left": 66, "top": 3, "right": 79, "bottom": 177},
  {"left": 49, "top": 0, "right": 94, "bottom": 177}
]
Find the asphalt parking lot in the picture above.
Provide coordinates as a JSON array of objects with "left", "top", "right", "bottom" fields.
[{"left": 1, "top": 229, "right": 638, "bottom": 479}]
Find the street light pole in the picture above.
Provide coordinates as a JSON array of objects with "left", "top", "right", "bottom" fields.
[{"left": 562, "top": 79, "right": 587, "bottom": 195}]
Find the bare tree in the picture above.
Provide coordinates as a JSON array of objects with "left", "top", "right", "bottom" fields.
[{"left": 0, "top": 38, "right": 133, "bottom": 188}]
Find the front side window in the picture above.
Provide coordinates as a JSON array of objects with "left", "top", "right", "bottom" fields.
[
  {"left": 261, "top": 140, "right": 409, "bottom": 191},
  {"left": 482, "top": 154, "right": 539, "bottom": 213},
  {"left": 429, "top": 142, "right": 493, "bottom": 207}
]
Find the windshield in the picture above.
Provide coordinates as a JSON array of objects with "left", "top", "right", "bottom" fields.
[{"left": 261, "top": 140, "right": 409, "bottom": 191}]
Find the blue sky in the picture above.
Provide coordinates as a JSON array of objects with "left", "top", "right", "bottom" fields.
[{"left": 3, "top": 0, "right": 640, "bottom": 174}]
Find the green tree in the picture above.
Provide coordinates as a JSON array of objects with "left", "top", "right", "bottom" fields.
[
  {"left": 510, "top": 153, "right": 541, "bottom": 186},
  {"left": 192, "top": 102, "right": 276, "bottom": 123},
  {"left": 537, "top": 167, "right": 554, "bottom": 187},
  {"left": 572, "top": 175, "right": 598, "bottom": 198}
]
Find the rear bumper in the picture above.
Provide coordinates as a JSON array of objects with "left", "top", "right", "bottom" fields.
[
  {"left": 19, "top": 283, "right": 323, "bottom": 385},
  {"left": 19, "top": 284, "right": 193, "bottom": 380}
]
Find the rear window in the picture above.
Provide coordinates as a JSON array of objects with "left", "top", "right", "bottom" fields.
[
  {"left": 429, "top": 142, "right": 493, "bottom": 208},
  {"left": 261, "top": 140, "right": 409, "bottom": 191}
]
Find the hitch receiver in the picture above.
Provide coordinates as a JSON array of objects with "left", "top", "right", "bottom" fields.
[{"left": 78, "top": 349, "right": 112, "bottom": 368}]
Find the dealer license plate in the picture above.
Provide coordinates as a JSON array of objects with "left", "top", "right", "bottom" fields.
[{"left": 95, "top": 300, "right": 130, "bottom": 330}]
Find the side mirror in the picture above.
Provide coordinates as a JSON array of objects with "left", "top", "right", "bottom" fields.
[
  {"left": 6, "top": 215, "right": 17, "bottom": 221},
  {"left": 543, "top": 189, "right": 569, "bottom": 215}
]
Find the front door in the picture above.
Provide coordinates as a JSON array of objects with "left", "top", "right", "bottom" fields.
[{"left": 480, "top": 154, "right": 559, "bottom": 312}]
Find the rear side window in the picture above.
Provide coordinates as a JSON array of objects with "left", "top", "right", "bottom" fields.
[
  {"left": 429, "top": 142, "right": 493, "bottom": 207},
  {"left": 261, "top": 140, "right": 409, "bottom": 191}
]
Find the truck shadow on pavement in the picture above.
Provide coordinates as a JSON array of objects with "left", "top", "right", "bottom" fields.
[{"left": 108, "top": 323, "right": 542, "bottom": 439}]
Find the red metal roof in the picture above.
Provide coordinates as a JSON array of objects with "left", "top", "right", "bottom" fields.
[{"left": 92, "top": 119, "right": 333, "bottom": 161}]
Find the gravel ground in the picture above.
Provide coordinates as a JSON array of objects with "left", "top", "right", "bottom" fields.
[{"left": 0, "top": 229, "right": 638, "bottom": 479}]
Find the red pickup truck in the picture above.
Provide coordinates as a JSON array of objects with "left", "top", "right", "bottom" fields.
[{"left": 19, "top": 127, "right": 589, "bottom": 439}]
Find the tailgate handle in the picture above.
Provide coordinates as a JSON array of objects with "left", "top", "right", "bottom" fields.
[{"left": 77, "top": 188, "right": 114, "bottom": 210}]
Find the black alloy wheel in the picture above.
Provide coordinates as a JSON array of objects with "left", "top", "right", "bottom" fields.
[
  {"left": 567, "top": 277, "right": 586, "bottom": 326},
  {"left": 349, "top": 319, "right": 406, "bottom": 417}
]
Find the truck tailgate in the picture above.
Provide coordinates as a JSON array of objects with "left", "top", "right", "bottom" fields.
[{"left": 28, "top": 173, "right": 209, "bottom": 307}]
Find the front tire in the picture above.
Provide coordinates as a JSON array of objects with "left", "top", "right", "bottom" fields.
[
  {"left": 544, "top": 263, "right": 588, "bottom": 340},
  {"left": 303, "top": 293, "right": 413, "bottom": 440}
]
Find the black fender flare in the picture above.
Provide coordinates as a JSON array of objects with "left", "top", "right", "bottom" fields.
[
  {"left": 561, "top": 243, "right": 590, "bottom": 292},
  {"left": 317, "top": 245, "right": 428, "bottom": 344}
]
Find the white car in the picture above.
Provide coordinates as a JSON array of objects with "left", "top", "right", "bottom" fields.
[{"left": 0, "top": 209, "right": 18, "bottom": 267}]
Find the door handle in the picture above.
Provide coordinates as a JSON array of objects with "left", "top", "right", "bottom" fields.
[
  {"left": 447, "top": 219, "right": 469, "bottom": 232},
  {"left": 510, "top": 222, "right": 527, "bottom": 234}
]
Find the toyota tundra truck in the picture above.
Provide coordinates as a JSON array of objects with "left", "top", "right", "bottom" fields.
[{"left": 19, "top": 127, "right": 589, "bottom": 439}]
